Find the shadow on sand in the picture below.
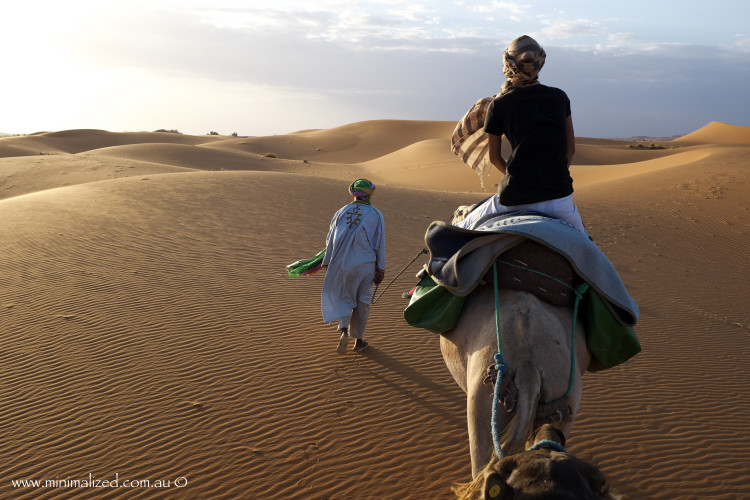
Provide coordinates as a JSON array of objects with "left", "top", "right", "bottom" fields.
[{"left": 358, "top": 346, "right": 465, "bottom": 427}]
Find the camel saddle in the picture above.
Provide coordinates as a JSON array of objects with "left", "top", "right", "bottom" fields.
[{"left": 495, "top": 239, "right": 578, "bottom": 307}]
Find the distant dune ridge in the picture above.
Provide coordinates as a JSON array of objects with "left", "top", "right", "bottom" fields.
[{"left": 1, "top": 120, "right": 748, "bottom": 498}]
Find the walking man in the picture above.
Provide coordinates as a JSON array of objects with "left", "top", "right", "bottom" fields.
[{"left": 321, "top": 179, "right": 386, "bottom": 353}]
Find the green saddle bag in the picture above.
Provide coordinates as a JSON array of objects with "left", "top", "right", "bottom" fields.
[
  {"left": 584, "top": 288, "right": 642, "bottom": 372},
  {"left": 403, "top": 275, "right": 466, "bottom": 334}
]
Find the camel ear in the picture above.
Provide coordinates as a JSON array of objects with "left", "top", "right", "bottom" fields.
[
  {"left": 581, "top": 462, "right": 617, "bottom": 499},
  {"left": 484, "top": 473, "right": 512, "bottom": 500},
  {"left": 547, "top": 425, "right": 566, "bottom": 447}
]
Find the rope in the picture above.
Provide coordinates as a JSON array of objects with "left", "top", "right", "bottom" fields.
[
  {"left": 528, "top": 439, "right": 568, "bottom": 453},
  {"left": 491, "top": 261, "right": 508, "bottom": 460},
  {"left": 497, "top": 258, "right": 578, "bottom": 290},
  {"left": 490, "top": 259, "right": 589, "bottom": 458},
  {"left": 371, "top": 247, "right": 427, "bottom": 305},
  {"left": 372, "top": 208, "right": 457, "bottom": 305}
]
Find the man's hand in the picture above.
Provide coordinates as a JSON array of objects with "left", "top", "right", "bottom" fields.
[{"left": 374, "top": 269, "right": 385, "bottom": 285}]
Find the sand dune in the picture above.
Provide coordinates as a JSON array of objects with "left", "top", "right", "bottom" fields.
[
  {"left": 571, "top": 148, "right": 715, "bottom": 188},
  {"left": 83, "top": 143, "right": 292, "bottom": 172},
  {"left": 572, "top": 140, "right": 676, "bottom": 166},
  {"left": 202, "top": 120, "right": 457, "bottom": 164},
  {"left": 1, "top": 121, "right": 748, "bottom": 499},
  {"left": 0, "top": 129, "right": 225, "bottom": 159},
  {"left": 359, "top": 138, "right": 503, "bottom": 193},
  {"left": 0, "top": 155, "right": 195, "bottom": 201},
  {"left": 672, "top": 121, "right": 750, "bottom": 145}
]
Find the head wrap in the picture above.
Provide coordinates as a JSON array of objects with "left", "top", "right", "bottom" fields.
[
  {"left": 501, "top": 35, "right": 546, "bottom": 95},
  {"left": 348, "top": 178, "right": 376, "bottom": 204}
]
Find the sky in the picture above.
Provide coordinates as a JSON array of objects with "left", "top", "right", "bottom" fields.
[{"left": 2, "top": 0, "right": 750, "bottom": 138}]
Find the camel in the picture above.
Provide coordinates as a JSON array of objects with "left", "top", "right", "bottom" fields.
[
  {"left": 433, "top": 206, "right": 620, "bottom": 498},
  {"left": 440, "top": 280, "right": 620, "bottom": 499}
]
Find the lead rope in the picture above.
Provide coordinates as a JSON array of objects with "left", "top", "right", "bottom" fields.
[
  {"left": 371, "top": 247, "right": 427, "bottom": 305},
  {"left": 490, "top": 260, "right": 589, "bottom": 459},
  {"left": 491, "top": 261, "right": 508, "bottom": 460}
]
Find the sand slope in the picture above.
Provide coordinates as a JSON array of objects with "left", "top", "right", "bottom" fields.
[
  {"left": 0, "top": 129, "right": 224, "bottom": 158},
  {"left": 1, "top": 121, "right": 748, "bottom": 499},
  {"left": 672, "top": 121, "right": 750, "bottom": 145}
]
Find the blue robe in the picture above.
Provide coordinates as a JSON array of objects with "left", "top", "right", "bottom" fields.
[{"left": 321, "top": 202, "right": 386, "bottom": 323}]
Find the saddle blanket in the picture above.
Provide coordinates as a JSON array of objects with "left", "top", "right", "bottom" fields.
[{"left": 424, "top": 213, "right": 639, "bottom": 326}]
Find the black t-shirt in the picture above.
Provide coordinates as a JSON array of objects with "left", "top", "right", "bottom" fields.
[{"left": 484, "top": 85, "right": 573, "bottom": 206}]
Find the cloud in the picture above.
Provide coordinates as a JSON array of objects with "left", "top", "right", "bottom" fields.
[
  {"left": 386, "top": 4, "right": 437, "bottom": 22},
  {"left": 469, "top": 1, "right": 528, "bottom": 16},
  {"left": 732, "top": 34, "right": 750, "bottom": 50},
  {"left": 5, "top": 1, "right": 750, "bottom": 137},
  {"left": 72, "top": 6, "right": 750, "bottom": 135},
  {"left": 536, "top": 18, "right": 604, "bottom": 41},
  {"left": 543, "top": 44, "right": 750, "bottom": 136}
]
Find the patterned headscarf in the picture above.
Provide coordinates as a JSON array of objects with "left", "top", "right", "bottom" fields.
[
  {"left": 500, "top": 35, "right": 546, "bottom": 95},
  {"left": 349, "top": 178, "right": 376, "bottom": 204}
]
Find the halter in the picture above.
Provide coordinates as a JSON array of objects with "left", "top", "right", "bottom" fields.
[
  {"left": 490, "top": 259, "right": 588, "bottom": 459},
  {"left": 528, "top": 439, "right": 568, "bottom": 454}
]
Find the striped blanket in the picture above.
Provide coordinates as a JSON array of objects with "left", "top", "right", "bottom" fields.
[{"left": 450, "top": 96, "right": 495, "bottom": 190}]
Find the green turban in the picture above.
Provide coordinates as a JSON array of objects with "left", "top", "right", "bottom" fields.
[{"left": 348, "top": 178, "right": 376, "bottom": 204}]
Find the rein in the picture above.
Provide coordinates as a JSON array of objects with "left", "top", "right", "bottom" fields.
[
  {"left": 490, "top": 259, "right": 589, "bottom": 459},
  {"left": 371, "top": 247, "right": 427, "bottom": 305}
]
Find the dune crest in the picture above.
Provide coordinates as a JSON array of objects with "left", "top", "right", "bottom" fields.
[
  {"left": 0, "top": 129, "right": 232, "bottom": 158},
  {"left": 672, "top": 121, "right": 750, "bottom": 145},
  {"left": 203, "top": 119, "right": 457, "bottom": 164}
]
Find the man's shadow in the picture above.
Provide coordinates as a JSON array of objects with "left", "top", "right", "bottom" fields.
[{"left": 359, "top": 347, "right": 466, "bottom": 428}]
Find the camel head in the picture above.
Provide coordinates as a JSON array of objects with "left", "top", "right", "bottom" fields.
[
  {"left": 451, "top": 204, "right": 477, "bottom": 225},
  {"left": 454, "top": 425, "right": 620, "bottom": 500}
]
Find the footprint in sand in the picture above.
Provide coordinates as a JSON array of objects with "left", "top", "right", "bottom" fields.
[
  {"left": 333, "top": 367, "right": 348, "bottom": 380},
  {"left": 300, "top": 443, "right": 320, "bottom": 487},
  {"left": 303, "top": 443, "right": 320, "bottom": 468},
  {"left": 335, "top": 400, "right": 357, "bottom": 417}
]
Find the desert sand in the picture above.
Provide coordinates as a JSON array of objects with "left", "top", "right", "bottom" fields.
[{"left": 1, "top": 120, "right": 748, "bottom": 499}]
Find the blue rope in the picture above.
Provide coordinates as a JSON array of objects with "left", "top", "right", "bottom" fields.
[
  {"left": 491, "top": 261, "right": 508, "bottom": 460},
  {"left": 490, "top": 260, "right": 590, "bottom": 458},
  {"left": 528, "top": 439, "right": 568, "bottom": 453}
]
